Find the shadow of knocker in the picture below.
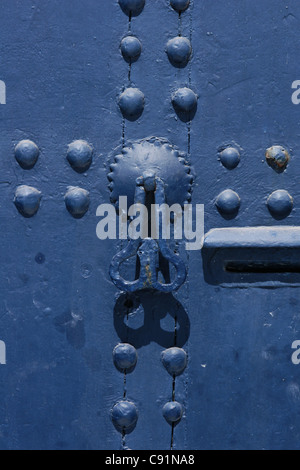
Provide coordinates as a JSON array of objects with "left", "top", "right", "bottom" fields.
[{"left": 113, "top": 291, "right": 190, "bottom": 349}]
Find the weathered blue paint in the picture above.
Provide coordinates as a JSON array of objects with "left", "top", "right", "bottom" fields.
[{"left": 1, "top": 0, "right": 300, "bottom": 451}]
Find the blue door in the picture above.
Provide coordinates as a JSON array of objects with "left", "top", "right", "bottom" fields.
[{"left": 1, "top": 0, "right": 300, "bottom": 450}]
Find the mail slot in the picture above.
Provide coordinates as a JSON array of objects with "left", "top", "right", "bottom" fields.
[{"left": 202, "top": 227, "right": 300, "bottom": 286}]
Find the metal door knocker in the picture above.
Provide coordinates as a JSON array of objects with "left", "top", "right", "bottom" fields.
[{"left": 107, "top": 137, "right": 194, "bottom": 293}]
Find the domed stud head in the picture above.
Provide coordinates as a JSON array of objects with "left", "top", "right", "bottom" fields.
[
  {"left": 219, "top": 146, "right": 240, "bottom": 170},
  {"left": 15, "top": 140, "right": 39, "bottom": 170},
  {"left": 66, "top": 140, "right": 93, "bottom": 173},
  {"left": 267, "top": 190, "right": 293, "bottom": 220},
  {"left": 162, "top": 401, "right": 183, "bottom": 425},
  {"left": 119, "top": 88, "right": 145, "bottom": 122},
  {"left": 170, "top": 0, "right": 190, "bottom": 12},
  {"left": 161, "top": 347, "right": 187, "bottom": 376},
  {"left": 266, "top": 146, "right": 290, "bottom": 173},
  {"left": 14, "top": 185, "right": 42, "bottom": 218},
  {"left": 172, "top": 87, "right": 198, "bottom": 122},
  {"left": 111, "top": 401, "right": 138, "bottom": 434},
  {"left": 120, "top": 36, "right": 142, "bottom": 63},
  {"left": 118, "top": 0, "right": 145, "bottom": 17},
  {"left": 113, "top": 343, "right": 137, "bottom": 372},
  {"left": 64, "top": 187, "right": 90, "bottom": 219},
  {"left": 166, "top": 36, "right": 192, "bottom": 68},
  {"left": 216, "top": 189, "right": 240, "bottom": 219}
]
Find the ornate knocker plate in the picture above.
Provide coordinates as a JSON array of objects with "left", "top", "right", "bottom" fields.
[{"left": 107, "top": 137, "right": 194, "bottom": 293}]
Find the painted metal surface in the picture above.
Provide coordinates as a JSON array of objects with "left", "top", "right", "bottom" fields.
[{"left": 1, "top": 0, "right": 300, "bottom": 450}]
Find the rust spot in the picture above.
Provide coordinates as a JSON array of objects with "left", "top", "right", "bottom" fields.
[
  {"left": 266, "top": 146, "right": 290, "bottom": 173},
  {"left": 145, "top": 264, "right": 152, "bottom": 286}
]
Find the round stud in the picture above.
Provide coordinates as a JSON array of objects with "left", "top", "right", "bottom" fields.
[
  {"left": 170, "top": 0, "right": 190, "bottom": 12},
  {"left": 14, "top": 185, "right": 42, "bottom": 218},
  {"left": 120, "top": 36, "right": 142, "bottom": 63},
  {"left": 161, "top": 347, "right": 187, "bottom": 376},
  {"left": 119, "top": 88, "right": 145, "bottom": 122},
  {"left": 172, "top": 87, "right": 197, "bottom": 122},
  {"left": 15, "top": 140, "right": 39, "bottom": 170},
  {"left": 266, "top": 146, "right": 289, "bottom": 173},
  {"left": 111, "top": 401, "right": 138, "bottom": 434},
  {"left": 67, "top": 140, "right": 93, "bottom": 173},
  {"left": 267, "top": 190, "right": 293, "bottom": 219},
  {"left": 64, "top": 187, "right": 90, "bottom": 219},
  {"left": 162, "top": 401, "right": 183, "bottom": 424},
  {"left": 166, "top": 37, "right": 192, "bottom": 68},
  {"left": 219, "top": 147, "right": 240, "bottom": 170},
  {"left": 216, "top": 189, "right": 240, "bottom": 219},
  {"left": 113, "top": 343, "right": 137, "bottom": 372},
  {"left": 118, "top": 0, "right": 145, "bottom": 17}
]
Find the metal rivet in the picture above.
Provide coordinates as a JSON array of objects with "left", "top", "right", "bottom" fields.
[
  {"left": 15, "top": 140, "right": 39, "bottom": 170},
  {"left": 121, "top": 36, "right": 142, "bottom": 63},
  {"left": 266, "top": 146, "right": 290, "bottom": 173},
  {"left": 119, "top": 88, "right": 145, "bottom": 121},
  {"left": 172, "top": 87, "right": 197, "bottom": 122},
  {"left": 113, "top": 343, "right": 137, "bottom": 372},
  {"left": 219, "top": 147, "right": 240, "bottom": 170},
  {"left": 170, "top": 0, "right": 190, "bottom": 12},
  {"left": 166, "top": 37, "right": 192, "bottom": 68},
  {"left": 64, "top": 187, "right": 90, "bottom": 219},
  {"left": 111, "top": 401, "right": 138, "bottom": 434},
  {"left": 67, "top": 140, "right": 93, "bottom": 173},
  {"left": 161, "top": 347, "right": 187, "bottom": 376},
  {"left": 118, "top": 0, "right": 145, "bottom": 17},
  {"left": 162, "top": 401, "right": 183, "bottom": 424},
  {"left": 216, "top": 189, "right": 240, "bottom": 219},
  {"left": 267, "top": 190, "right": 293, "bottom": 219},
  {"left": 14, "top": 185, "right": 42, "bottom": 218}
]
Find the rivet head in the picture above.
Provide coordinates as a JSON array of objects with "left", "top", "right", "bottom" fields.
[
  {"left": 166, "top": 37, "right": 192, "bottom": 68},
  {"left": 65, "top": 187, "right": 90, "bottom": 219},
  {"left": 216, "top": 189, "right": 240, "bottom": 219},
  {"left": 119, "top": 88, "right": 145, "bottom": 121},
  {"left": 170, "top": 0, "right": 190, "bottom": 12},
  {"left": 14, "top": 185, "right": 42, "bottom": 218},
  {"left": 67, "top": 140, "right": 93, "bottom": 173},
  {"left": 162, "top": 401, "right": 183, "bottom": 424},
  {"left": 266, "top": 146, "right": 290, "bottom": 173},
  {"left": 121, "top": 36, "right": 142, "bottom": 63},
  {"left": 111, "top": 401, "right": 138, "bottom": 434},
  {"left": 267, "top": 190, "right": 293, "bottom": 219},
  {"left": 113, "top": 343, "right": 137, "bottom": 372},
  {"left": 15, "top": 140, "right": 39, "bottom": 170},
  {"left": 161, "top": 347, "right": 187, "bottom": 376},
  {"left": 118, "top": 0, "right": 145, "bottom": 17},
  {"left": 172, "top": 87, "right": 197, "bottom": 122},
  {"left": 219, "top": 147, "right": 240, "bottom": 170}
]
